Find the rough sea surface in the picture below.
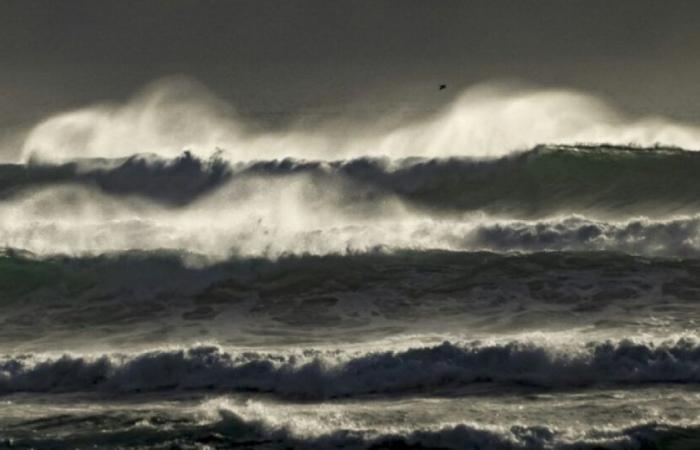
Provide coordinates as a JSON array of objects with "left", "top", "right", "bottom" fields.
[{"left": 2, "top": 144, "right": 700, "bottom": 449}]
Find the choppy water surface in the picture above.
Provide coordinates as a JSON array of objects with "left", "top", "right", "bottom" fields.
[{"left": 3, "top": 144, "right": 700, "bottom": 449}]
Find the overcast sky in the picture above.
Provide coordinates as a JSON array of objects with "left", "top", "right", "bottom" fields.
[{"left": 2, "top": 0, "right": 699, "bottom": 134}]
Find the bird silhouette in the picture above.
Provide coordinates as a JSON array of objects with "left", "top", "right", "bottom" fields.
[{"left": 439, "top": 84, "right": 447, "bottom": 90}]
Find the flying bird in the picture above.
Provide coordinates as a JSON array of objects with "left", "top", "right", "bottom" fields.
[{"left": 439, "top": 84, "right": 447, "bottom": 90}]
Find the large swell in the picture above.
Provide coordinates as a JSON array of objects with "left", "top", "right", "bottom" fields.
[
  {"left": 4, "top": 145, "right": 700, "bottom": 259},
  {"left": 6, "top": 81, "right": 700, "bottom": 448},
  {"left": 4, "top": 143, "right": 700, "bottom": 215},
  {"left": 4, "top": 339, "right": 700, "bottom": 398}
]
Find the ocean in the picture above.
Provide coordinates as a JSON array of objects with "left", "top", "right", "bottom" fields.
[{"left": 1, "top": 144, "right": 700, "bottom": 449}]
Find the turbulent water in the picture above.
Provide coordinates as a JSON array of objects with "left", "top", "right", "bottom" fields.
[{"left": 4, "top": 143, "right": 700, "bottom": 449}]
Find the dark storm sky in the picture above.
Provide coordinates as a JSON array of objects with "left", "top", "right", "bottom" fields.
[{"left": 1, "top": 0, "right": 699, "bottom": 132}]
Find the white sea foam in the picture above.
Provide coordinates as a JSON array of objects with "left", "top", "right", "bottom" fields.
[
  {"left": 3, "top": 339, "right": 700, "bottom": 397},
  {"left": 3, "top": 177, "right": 700, "bottom": 260}
]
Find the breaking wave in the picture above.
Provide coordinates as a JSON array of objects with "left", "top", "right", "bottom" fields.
[
  {"left": 10, "top": 404, "right": 700, "bottom": 450},
  {"left": 5, "top": 211, "right": 700, "bottom": 259},
  {"left": 4, "top": 339, "right": 700, "bottom": 398},
  {"left": 5, "top": 144, "right": 700, "bottom": 259},
  {"left": 10, "top": 419, "right": 700, "bottom": 450},
  {"left": 9, "top": 78, "right": 700, "bottom": 450},
  {"left": 190, "top": 411, "right": 700, "bottom": 450},
  {"left": 4, "top": 144, "right": 700, "bottom": 216},
  {"left": 17, "top": 77, "right": 700, "bottom": 164}
]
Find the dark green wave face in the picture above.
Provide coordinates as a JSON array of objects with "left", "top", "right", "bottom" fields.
[
  {"left": 2, "top": 144, "right": 700, "bottom": 218},
  {"left": 375, "top": 144, "right": 700, "bottom": 217}
]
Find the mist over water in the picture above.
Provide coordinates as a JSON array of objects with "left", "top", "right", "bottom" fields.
[
  {"left": 8, "top": 183, "right": 700, "bottom": 259},
  {"left": 18, "top": 77, "right": 700, "bottom": 163},
  {"left": 6, "top": 78, "right": 700, "bottom": 449}
]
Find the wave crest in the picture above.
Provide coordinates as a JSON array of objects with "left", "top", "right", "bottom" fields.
[
  {"left": 18, "top": 77, "right": 700, "bottom": 164},
  {"left": 4, "top": 339, "right": 700, "bottom": 397},
  {"left": 5, "top": 144, "right": 700, "bottom": 216}
]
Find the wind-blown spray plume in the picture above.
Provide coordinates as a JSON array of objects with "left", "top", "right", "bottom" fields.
[{"left": 19, "top": 77, "right": 700, "bottom": 163}]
